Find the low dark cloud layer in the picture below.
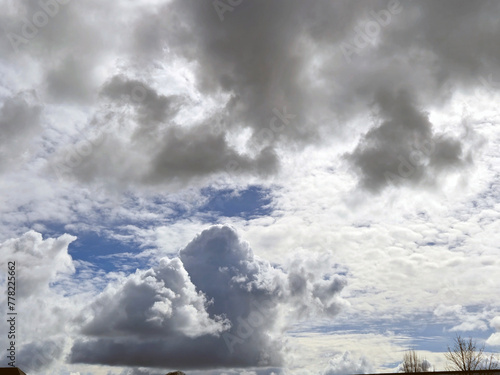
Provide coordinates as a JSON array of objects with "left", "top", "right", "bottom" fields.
[{"left": 70, "top": 225, "right": 346, "bottom": 370}]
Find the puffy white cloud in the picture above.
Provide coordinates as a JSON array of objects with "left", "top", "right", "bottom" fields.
[
  {"left": 433, "top": 304, "right": 490, "bottom": 332},
  {"left": 80, "top": 256, "right": 229, "bottom": 339},
  {"left": 486, "top": 317, "right": 500, "bottom": 346},
  {"left": 486, "top": 333, "right": 500, "bottom": 347},
  {"left": 321, "top": 352, "right": 373, "bottom": 375},
  {"left": 0, "top": 230, "right": 76, "bottom": 298},
  {"left": 0, "top": 231, "right": 78, "bottom": 372}
]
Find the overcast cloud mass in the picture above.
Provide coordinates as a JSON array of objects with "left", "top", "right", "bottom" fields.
[{"left": 1, "top": 0, "right": 500, "bottom": 374}]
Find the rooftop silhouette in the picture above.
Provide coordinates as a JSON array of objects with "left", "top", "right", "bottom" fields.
[{"left": 0, "top": 368, "right": 27, "bottom": 375}]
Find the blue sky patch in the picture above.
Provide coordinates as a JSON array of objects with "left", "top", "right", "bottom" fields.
[
  {"left": 68, "top": 231, "right": 146, "bottom": 273},
  {"left": 199, "top": 185, "right": 273, "bottom": 218}
]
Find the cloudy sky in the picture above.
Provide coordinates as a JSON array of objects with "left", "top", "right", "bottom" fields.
[{"left": 1, "top": 0, "right": 500, "bottom": 374}]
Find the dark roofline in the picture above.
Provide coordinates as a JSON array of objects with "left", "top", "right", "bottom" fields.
[{"left": 0, "top": 368, "right": 27, "bottom": 375}]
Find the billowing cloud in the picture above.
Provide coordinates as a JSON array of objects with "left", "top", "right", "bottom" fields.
[
  {"left": 70, "top": 225, "right": 346, "bottom": 370},
  {"left": 136, "top": 0, "right": 495, "bottom": 191},
  {"left": 80, "top": 256, "right": 229, "bottom": 339},
  {"left": 0, "top": 231, "right": 77, "bottom": 372},
  {"left": 154, "top": 0, "right": 324, "bottom": 142},
  {"left": 0, "top": 230, "right": 75, "bottom": 298}
]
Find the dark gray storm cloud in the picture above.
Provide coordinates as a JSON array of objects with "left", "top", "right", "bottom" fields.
[
  {"left": 100, "top": 75, "right": 183, "bottom": 126},
  {"left": 49, "top": 74, "right": 279, "bottom": 187},
  {"left": 1, "top": 0, "right": 110, "bottom": 103},
  {"left": 155, "top": 0, "right": 365, "bottom": 143},
  {"left": 161, "top": 5, "right": 496, "bottom": 115},
  {"left": 152, "top": 0, "right": 495, "bottom": 190},
  {"left": 66, "top": 120, "right": 278, "bottom": 188},
  {"left": 70, "top": 225, "right": 346, "bottom": 370},
  {"left": 6, "top": 0, "right": 491, "bottom": 189},
  {"left": 345, "top": 90, "right": 477, "bottom": 192},
  {"left": 145, "top": 127, "right": 279, "bottom": 184}
]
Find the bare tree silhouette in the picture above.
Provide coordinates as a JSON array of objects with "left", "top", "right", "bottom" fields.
[
  {"left": 402, "top": 349, "right": 430, "bottom": 372},
  {"left": 445, "top": 335, "right": 499, "bottom": 373}
]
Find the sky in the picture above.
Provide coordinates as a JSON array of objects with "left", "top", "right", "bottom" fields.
[{"left": 0, "top": 0, "right": 500, "bottom": 374}]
